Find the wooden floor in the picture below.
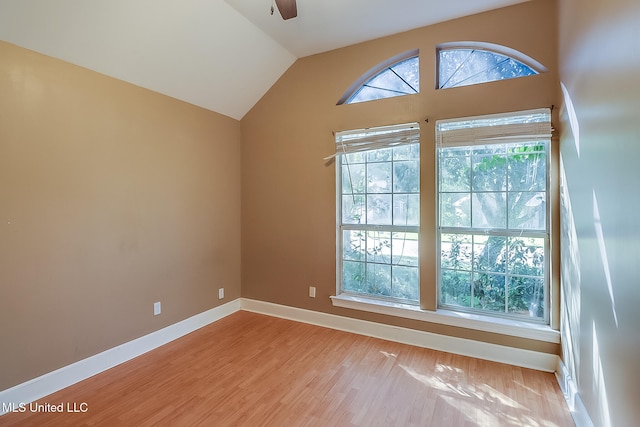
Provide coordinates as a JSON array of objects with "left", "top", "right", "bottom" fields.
[{"left": 1, "top": 311, "right": 574, "bottom": 426}]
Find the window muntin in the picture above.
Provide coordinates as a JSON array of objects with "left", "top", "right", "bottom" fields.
[
  {"left": 437, "top": 110, "right": 551, "bottom": 322},
  {"left": 337, "top": 125, "right": 420, "bottom": 303},
  {"left": 341, "top": 56, "right": 419, "bottom": 105},
  {"left": 438, "top": 48, "right": 538, "bottom": 89}
]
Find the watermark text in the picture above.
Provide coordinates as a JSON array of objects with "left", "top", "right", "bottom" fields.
[{"left": 2, "top": 402, "right": 88, "bottom": 414}]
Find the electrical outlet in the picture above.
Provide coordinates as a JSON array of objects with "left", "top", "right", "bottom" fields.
[
  {"left": 309, "top": 286, "right": 316, "bottom": 298},
  {"left": 218, "top": 288, "right": 224, "bottom": 299},
  {"left": 153, "top": 301, "right": 161, "bottom": 316}
]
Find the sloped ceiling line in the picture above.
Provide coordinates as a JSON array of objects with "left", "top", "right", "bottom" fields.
[{"left": 0, "top": 0, "right": 529, "bottom": 119}]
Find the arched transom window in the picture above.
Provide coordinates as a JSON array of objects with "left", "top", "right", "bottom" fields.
[
  {"left": 437, "top": 43, "right": 545, "bottom": 89},
  {"left": 338, "top": 51, "right": 419, "bottom": 105}
]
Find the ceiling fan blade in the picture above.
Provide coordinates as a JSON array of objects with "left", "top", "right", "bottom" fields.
[{"left": 274, "top": 0, "right": 297, "bottom": 20}]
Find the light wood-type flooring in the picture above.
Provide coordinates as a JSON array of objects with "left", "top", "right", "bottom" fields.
[{"left": 1, "top": 311, "right": 574, "bottom": 426}]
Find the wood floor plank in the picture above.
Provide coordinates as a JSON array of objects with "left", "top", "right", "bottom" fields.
[{"left": 0, "top": 311, "right": 574, "bottom": 426}]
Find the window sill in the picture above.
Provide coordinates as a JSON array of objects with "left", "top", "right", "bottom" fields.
[{"left": 330, "top": 294, "right": 560, "bottom": 343}]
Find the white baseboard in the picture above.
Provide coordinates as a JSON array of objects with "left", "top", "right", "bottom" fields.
[
  {"left": 555, "top": 359, "right": 595, "bottom": 427},
  {"left": 0, "top": 299, "right": 242, "bottom": 416},
  {"left": 240, "top": 298, "right": 559, "bottom": 372}
]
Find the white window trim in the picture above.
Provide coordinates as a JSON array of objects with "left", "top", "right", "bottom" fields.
[
  {"left": 335, "top": 122, "right": 421, "bottom": 304},
  {"left": 330, "top": 294, "right": 559, "bottom": 343},
  {"left": 436, "top": 108, "right": 552, "bottom": 324},
  {"left": 331, "top": 112, "right": 559, "bottom": 343}
]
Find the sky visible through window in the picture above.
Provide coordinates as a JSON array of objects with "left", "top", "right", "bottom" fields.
[
  {"left": 347, "top": 57, "right": 419, "bottom": 104},
  {"left": 438, "top": 48, "right": 537, "bottom": 89}
]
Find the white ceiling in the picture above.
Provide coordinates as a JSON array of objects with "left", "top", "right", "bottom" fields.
[{"left": 0, "top": 0, "right": 529, "bottom": 120}]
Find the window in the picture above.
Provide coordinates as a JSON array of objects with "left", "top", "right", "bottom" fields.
[
  {"left": 338, "top": 52, "right": 419, "bottom": 105},
  {"left": 437, "top": 45, "right": 542, "bottom": 89},
  {"left": 436, "top": 109, "right": 552, "bottom": 322},
  {"left": 333, "top": 123, "right": 420, "bottom": 302}
]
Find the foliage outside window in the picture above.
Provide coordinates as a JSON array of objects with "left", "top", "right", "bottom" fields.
[
  {"left": 437, "top": 110, "right": 551, "bottom": 322},
  {"left": 335, "top": 124, "right": 420, "bottom": 302}
]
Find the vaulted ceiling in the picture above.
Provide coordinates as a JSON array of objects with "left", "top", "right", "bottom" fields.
[{"left": 0, "top": 0, "right": 530, "bottom": 120}]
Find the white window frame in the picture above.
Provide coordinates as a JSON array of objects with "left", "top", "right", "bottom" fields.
[
  {"left": 333, "top": 123, "right": 421, "bottom": 304},
  {"left": 331, "top": 111, "right": 559, "bottom": 342},
  {"left": 436, "top": 108, "right": 552, "bottom": 324}
]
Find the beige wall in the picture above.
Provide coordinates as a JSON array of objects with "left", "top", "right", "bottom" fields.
[
  {"left": 0, "top": 0, "right": 569, "bottom": 394},
  {"left": 558, "top": 0, "right": 640, "bottom": 425},
  {"left": 0, "top": 41, "right": 242, "bottom": 390},
  {"left": 241, "top": 0, "right": 559, "bottom": 354}
]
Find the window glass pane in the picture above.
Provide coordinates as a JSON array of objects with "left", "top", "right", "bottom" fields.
[
  {"left": 441, "top": 233, "right": 472, "bottom": 270},
  {"left": 508, "top": 237, "right": 544, "bottom": 277},
  {"left": 342, "top": 164, "right": 365, "bottom": 194},
  {"left": 393, "top": 144, "right": 420, "bottom": 160},
  {"left": 390, "top": 57, "right": 420, "bottom": 92},
  {"left": 473, "top": 144, "right": 507, "bottom": 156},
  {"left": 343, "top": 261, "right": 365, "bottom": 293},
  {"left": 440, "top": 156, "right": 470, "bottom": 192},
  {"left": 438, "top": 48, "right": 538, "bottom": 89},
  {"left": 344, "top": 151, "right": 366, "bottom": 164},
  {"left": 339, "top": 139, "right": 419, "bottom": 303},
  {"left": 343, "top": 230, "right": 365, "bottom": 262},
  {"left": 437, "top": 111, "right": 549, "bottom": 321},
  {"left": 473, "top": 273, "right": 506, "bottom": 312},
  {"left": 472, "top": 192, "right": 506, "bottom": 229},
  {"left": 508, "top": 150, "right": 546, "bottom": 191},
  {"left": 367, "top": 194, "right": 392, "bottom": 225},
  {"left": 472, "top": 154, "right": 508, "bottom": 192},
  {"left": 345, "top": 56, "right": 419, "bottom": 104},
  {"left": 366, "top": 231, "right": 391, "bottom": 264},
  {"left": 439, "top": 49, "right": 472, "bottom": 89},
  {"left": 367, "top": 162, "right": 392, "bottom": 193},
  {"left": 349, "top": 86, "right": 393, "bottom": 104},
  {"left": 365, "top": 264, "right": 392, "bottom": 296},
  {"left": 440, "top": 270, "right": 472, "bottom": 307},
  {"left": 392, "top": 266, "right": 419, "bottom": 300},
  {"left": 473, "top": 235, "right": 507, "bottom": 273},
  {"left": 366, "top": 69, "right": 415, "bottom": 95},
  {"left": 508, "top": 276, "right": 544, "bottom": 318},
  {"left": 367, "top": 147, "right": 392, "bottom": 162},
  {"left": 440, "top": 146, "right": 472, "bottom": 157},
  {"left": 494, "top": 58, "right": 536, "bottom": 81},
  {"left": 440, "top": 193, "right": 470, "bottom": 227},
  {"left": 392, "top": 232, "right": 419, "bottom": 267},
  {"left": 393, "top": 160, "right": 420, "bottom": 193},
  {"left": 342, "top": 195, "right": 365, "bottom": 224},
  {"left": 393, "top": 194, "right": 419, "bottom": 226},
  {"left": 508, "top": 191, "right": 545, "bottom": 230}
]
